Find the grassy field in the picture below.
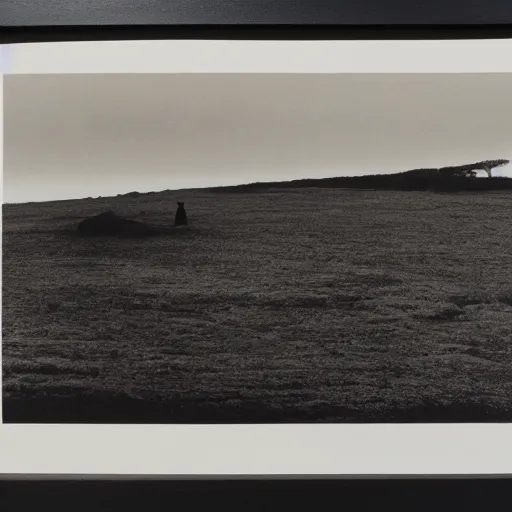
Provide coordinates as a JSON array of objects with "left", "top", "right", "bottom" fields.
[{"left": 3, "top": 187, "right": 512, "bottom": 423}]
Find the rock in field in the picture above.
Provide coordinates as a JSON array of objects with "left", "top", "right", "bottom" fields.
[{"left": 77, "top": 211, "right": 155, "bottom": 237}]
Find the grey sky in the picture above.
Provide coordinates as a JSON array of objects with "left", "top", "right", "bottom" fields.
[{"left": 4, "top": 73, "right": 512, "bottom": 203}]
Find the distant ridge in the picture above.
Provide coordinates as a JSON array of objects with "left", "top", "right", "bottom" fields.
[
  {"left": 205, "top": 163, "right": 512, "bottom": 194},
  {"left": 6, "top": 161, "right": 511, "bottom": 205}
]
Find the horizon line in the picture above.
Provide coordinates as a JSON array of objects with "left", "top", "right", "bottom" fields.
[{"left": 3, "top": 166, "right": 511, "bottom": 206}]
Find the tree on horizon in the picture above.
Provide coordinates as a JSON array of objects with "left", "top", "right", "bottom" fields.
[
  {"left": 478, "top": 159, "right": 510, "bottom": 178},
  {"left": 439, "top": 159, "right": 510, "bottom": 179}
]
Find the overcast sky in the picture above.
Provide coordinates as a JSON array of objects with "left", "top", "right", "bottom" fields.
[{"left": 4, "top": 73, "right": 512, "bottom": 203}]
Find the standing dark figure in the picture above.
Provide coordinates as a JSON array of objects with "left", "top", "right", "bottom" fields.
[{"left": 174, "top": 202, "right": 188, "bottom": 226}]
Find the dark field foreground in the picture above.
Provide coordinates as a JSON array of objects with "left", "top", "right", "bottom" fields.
[{"left": 3, "top": 188, "right": 512, "bottom": 423}]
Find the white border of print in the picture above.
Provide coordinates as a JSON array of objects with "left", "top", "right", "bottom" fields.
[
  {"left": 4, "top": 38, "right": 512, "bottom": 74},
  {"left": 2, "top": 39, "right": 512, "bottom": 477}
]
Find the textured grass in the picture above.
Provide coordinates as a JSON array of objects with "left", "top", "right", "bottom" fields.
[{"left": 3, "top": 188, "right": 512, "bottom": 422}]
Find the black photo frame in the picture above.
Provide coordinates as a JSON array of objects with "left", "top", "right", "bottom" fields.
[{"left": 2, "top": 0, "right": 512, "bottom": 503}]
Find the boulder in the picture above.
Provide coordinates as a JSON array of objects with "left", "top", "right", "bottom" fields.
[{"left": 77, "top": 211, "right": 155, "bottom": 237}]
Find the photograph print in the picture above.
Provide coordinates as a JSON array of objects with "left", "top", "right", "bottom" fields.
[{"left": 3, "top": 72, "right": 512, "bottom": 424}]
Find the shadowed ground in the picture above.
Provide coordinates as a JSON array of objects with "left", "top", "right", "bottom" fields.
[{"left": 3, "top": 188, "right": 512, "bottom": 423}]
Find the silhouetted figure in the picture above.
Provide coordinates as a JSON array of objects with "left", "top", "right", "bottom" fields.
[{"left": 175, "top": 202, "right": 188, "bottom": 226}]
